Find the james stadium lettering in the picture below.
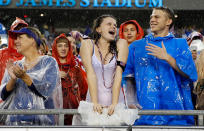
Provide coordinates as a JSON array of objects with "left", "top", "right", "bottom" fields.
[{"left": 0, "top": 0, "right": 163, "bottom": 8}]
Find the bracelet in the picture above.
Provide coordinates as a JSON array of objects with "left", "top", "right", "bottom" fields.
[
  {"left": 116, "top": 61, "right": 126, "bottom": 72},
  {"left": 70, "top": 31, "right": 89, "bottom": 40},
  {"left": 78, "top": 32, "right": 89, "bottom": 39}
]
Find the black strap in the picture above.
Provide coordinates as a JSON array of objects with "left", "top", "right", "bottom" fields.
[{"left": 117, "top": 60, "right": 126, "bottom": 72}]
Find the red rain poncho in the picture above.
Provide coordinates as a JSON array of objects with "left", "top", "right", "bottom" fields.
[
  {"left": 119, "top": 20, "right": 144, "bottom": 40},
  {"left": 52, "top": 33, "right": 88, "bottom": 125},
  {"left": 0, "top": 17, "right": 28, "bottom": 84}
]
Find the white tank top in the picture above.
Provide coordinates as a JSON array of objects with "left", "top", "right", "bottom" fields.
[{"left": 86, "top": 40, "right": 124, "bottom": 106}]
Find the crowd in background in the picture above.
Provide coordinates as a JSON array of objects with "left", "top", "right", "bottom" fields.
[{"left": 0, "top": 6, "right": 204, "bottom": 126}]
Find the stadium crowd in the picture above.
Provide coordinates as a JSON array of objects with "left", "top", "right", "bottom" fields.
[{"left": 0, "top": 7, "right": 204, "bottom": 126}]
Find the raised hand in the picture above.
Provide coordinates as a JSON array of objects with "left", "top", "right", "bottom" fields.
[
  {"left": 70, "top": 31, "right": 81, "bottom": 41},
  {"left": 13, "top": 64, "right": 26, "bottom": 78},
  {"left": 145, "top": 41, "right": 169, "bottom": 61}
]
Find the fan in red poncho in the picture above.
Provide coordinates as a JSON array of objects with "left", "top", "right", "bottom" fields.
[
  {"left": 119, "top": 20, "right": 144, "bottom": 46},
  {"left": 52, "top": 33, "right": 88, "bottom": 125},
  {"left": 0, "top": 17, "right": 28, "bottom": 90}
]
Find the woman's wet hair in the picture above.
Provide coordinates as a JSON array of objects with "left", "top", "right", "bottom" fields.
[
  {"left": 40, "top": 37, "right": 48, "bottom": 55},
  {"left": 91, "top": 14, "right": 118, "bottom": 56}
]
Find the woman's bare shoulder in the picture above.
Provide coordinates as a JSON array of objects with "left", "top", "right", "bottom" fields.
[
  {"left": 116, "top": 39, "right": 128, "bottom": 50},
  {"left": 80, "top": 39, "right": 94, "bottom": 56}
]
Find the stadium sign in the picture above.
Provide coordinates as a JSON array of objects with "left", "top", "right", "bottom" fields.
[{"left": 0, "top": 0, "right": 163, "bottom": 8}]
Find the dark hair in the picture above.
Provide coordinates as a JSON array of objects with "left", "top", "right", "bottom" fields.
[
  {"left": 153, "top": 7, "right": 175, "bottom": 29},
  {"left": 56, "top": 37, "right": 69, "bottom": 44},
  {"left": 25, "top": 27, "right": 43, "bottom": 48},
  {"left": 91, "top": 14, "right": 118, "bottom": 56}
]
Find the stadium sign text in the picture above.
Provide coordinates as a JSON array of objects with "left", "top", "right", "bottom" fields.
[{"left": 0, "top": 0, "right": 163, "bottom": 8}]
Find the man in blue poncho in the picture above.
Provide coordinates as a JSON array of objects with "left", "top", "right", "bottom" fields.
[{"left": 124, "top": 7, "right": 197, "bottom": 125}]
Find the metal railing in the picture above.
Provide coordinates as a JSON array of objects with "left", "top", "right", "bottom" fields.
[{"left": 0, "top": 109, "right": 204, "bottom": 126}]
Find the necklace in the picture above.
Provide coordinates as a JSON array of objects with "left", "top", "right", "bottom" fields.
[{"left": 96, "top": 44, "right": 116, "bottom": 89}]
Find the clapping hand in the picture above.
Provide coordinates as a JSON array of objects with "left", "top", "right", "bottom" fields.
[
  {"left": 6, "top": 59, "right": 27, "bottom": 80},
  {"left": 6, "top": 59, "right": 17, "bottom": 80},
  {"left": 13, "top": 64, "right": 26, "bottom": 79}
]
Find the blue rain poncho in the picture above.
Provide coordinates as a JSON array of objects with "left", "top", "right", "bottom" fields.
[
  {"left": 0, "top": 55, "right": 63, "bottom": 125},
  {"left": 124, "top": 33, "right": 197, "bottom": 125}
]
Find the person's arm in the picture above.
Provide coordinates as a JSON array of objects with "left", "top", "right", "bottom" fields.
[
  {"left": 4, "top": 60, "right": 16, "bottom": 92},
  {"left": 123, "top": 44, "right": 136, "bottom": 76},
  {"left": 17, "top": 71, "right": 46, "bottom": 99},
  {"left": 80, "top": 39, "right": 102, "bottom": 114},
  {"left": 1, "top": 78, "right": 16, "bottom": 100},
  {"left": 165, "top": 54, "right": 189, "bottom": 78},
  {"left": 146, "top": 41, "right": 189, "bottom": 78},
  {"left": 1, "top": 60, "right": 17, "bottom": 100},
  {"left": 70, "top": 31, "right": 89, "bottom": 42},
  {"left": 12, "top": 65, "right": 46, "bottom": 99},
  {"left": 108, "top": 39, "right": 129, "bottom": 115},
  {"left": 13, "top": 65, "right": 32, "bottom": 86}
]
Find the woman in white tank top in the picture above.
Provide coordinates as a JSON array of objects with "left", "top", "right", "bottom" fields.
[{"left": 80, "top": 14, "right": 128, "bottom": 115}]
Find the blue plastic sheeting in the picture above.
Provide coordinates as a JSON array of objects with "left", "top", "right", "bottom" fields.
[
  {"left": 124, "top": 33, "right": 197, "bottom": 125},
  {"left": 0, "top": 23, "right": 6, "bottom": 34}
]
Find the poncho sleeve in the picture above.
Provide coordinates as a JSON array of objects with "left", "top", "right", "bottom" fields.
[
  {"left": 29, "top": 56, "right": 63, "bottom": 109},
  {"left": 0, "top": 69, "right": 12, "bottom": 101},
  {"left": 174, "top": 39, "right": 197, "bottom": 82}
]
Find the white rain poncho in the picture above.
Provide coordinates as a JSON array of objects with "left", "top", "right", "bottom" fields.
[{"left": 0, "top": 55, "right": 63, "bottom": 125}]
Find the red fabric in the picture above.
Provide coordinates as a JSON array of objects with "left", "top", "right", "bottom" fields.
[
  {"left": 74, "top": 56, "right": 84, "bottom": 70},
  {"left": 119, "top": 20, "right": 144, "bottom": 40},
  {"left": 0, "top": 17, "right": 28, "bottom": 85},
  {"left": 52, "top": 33, "right": 88, "bottom": 125}
]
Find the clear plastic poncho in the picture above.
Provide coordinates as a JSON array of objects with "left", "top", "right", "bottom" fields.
[
  {"left": 0, "top": 55, "right": 63, "bottom": 125},
  {"left": 73, "top": 101, "right": 139, "bottom": 126},
  {"left": 124, "top": 33, "right": 197, "bottom": 125}
]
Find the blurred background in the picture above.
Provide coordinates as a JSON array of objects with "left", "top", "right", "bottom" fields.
[{"left": 0, "top": 0, "right": 204, "bottom": 45}]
